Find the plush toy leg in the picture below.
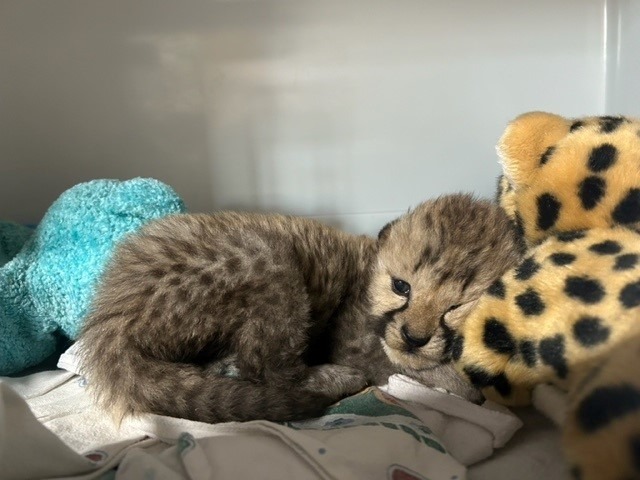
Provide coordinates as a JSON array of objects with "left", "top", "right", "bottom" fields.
[
  {"left": 563, "top": 334, "right": 640, "bottom": 480},
  {"left": 0, "top": 268, "right": 58, "bottom": 375},
  {"left": 0, "top": 222, "right": 53, "bottom": 374}
]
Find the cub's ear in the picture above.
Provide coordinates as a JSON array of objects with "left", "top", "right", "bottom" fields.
[
  {"left": 497, "top": 111, "right": 571, "bottom": 191},
  {"left": 378, "top": 218, "right": 399, "bottom": 243}
]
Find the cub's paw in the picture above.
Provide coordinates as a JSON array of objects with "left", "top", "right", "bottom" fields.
[{"left": 302, "top": 364, "right": 369, "bottom": 397}]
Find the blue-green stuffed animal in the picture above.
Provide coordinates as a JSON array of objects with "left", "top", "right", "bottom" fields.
[{"left": 0, "top": 178, "right": 185, "bottom": 375}]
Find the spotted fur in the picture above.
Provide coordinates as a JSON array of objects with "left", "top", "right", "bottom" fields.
[
  {"left": 79, "top": 196, "right": 500, "bottom": 424},
  {"left": 450, "top": 112, "right": 640, "bottom": 480},
  {"left": 79, "top": 212, "right": 391, "bottom": 423},
  {"left": 370, "top": 194, "right": 522, "bottom": 397}
]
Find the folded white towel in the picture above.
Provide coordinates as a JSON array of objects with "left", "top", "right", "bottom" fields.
[{"left": 380, "top": 374, "right": 523, "bottom": 465}]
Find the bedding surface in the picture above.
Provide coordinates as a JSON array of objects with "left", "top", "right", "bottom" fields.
[
  {"left": 2, "top": 372, "right": 464, "bottom": 480},
  {"left": 0, "top": 344, "right": 566, "bottom": 479}
]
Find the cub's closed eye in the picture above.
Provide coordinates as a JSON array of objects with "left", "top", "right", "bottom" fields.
[
  {"left": 446, "top": 304, "right": 462, "bottom": 313},
  {"left": 392, "top": 278, "right": 411, "bottom": 296}
]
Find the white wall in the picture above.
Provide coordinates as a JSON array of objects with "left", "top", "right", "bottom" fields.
[
  {"left": 605, "top": 0, "right": 640, "bottom": 115},
  {"left": 0, "top": 0, "right": 629, "bottom": 235}
]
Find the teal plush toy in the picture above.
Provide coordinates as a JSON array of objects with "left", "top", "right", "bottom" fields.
[{"left": 0, "top": 178, "right": 185, "bottom": 375}]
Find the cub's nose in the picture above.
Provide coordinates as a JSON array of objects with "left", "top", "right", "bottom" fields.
[{"left": 401, "top": 324, "right": 430, "bottom": 349}]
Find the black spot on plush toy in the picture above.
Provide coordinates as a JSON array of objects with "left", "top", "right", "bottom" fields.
[{"left": 450, "top": 112, "right": 640, "bottom": 480}]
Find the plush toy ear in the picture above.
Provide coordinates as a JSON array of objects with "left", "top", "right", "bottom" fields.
[{"left": 497, "top": 112, "right": 571, "bottom": 191}]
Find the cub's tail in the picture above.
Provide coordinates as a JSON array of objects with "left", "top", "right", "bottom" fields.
[{"left": 79, "top": 340, "right": 337, "bottom": 423}]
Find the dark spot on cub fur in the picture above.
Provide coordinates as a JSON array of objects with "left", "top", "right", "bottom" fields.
[
  {"left": 188, "top": 266, "right": 203, "bottom": 277},
  {"left": 373, "top": 304, "right": 408, "bottom": 338},
  {"left": 450, "top": 334, "right": 464, "bottom": 361},
  {"left": 177, "top": 287, "right": 190, "bottom": 301},
  {"left": 613, "top": 189, "right": 640, "bottom": 224},
  {"left": 205, "top": 248, "right": 218, "bottom": 262},
  {"left": 440, "top": 317, "right": 456, "bottom": 361},
  {"left": 514, "top": 212, "right": 525, "bottom": 238},
  {"left": 589, "top": 240, "right": 622, "bottom": 255},
  {"left": 519, "top": 340, "right": 537, "bottom": 367},
  {"left": 253, "top": 258, "right": 267, "bottom": 275},
  {"left": 150, "top": 268, "right": 165, "bottom": 278},
  {"left": 495, "top": 174, "right": 513, "bottom": 202},
  {"left": 483, "top": 318, "right": 516, "bottom": 355},
  {"left": 573, "top": 316, "right": 610, "bottom": 347},
  {"left": 372, "top": 315, "right": 390, "bottom": 338},
  {"left": 539, "top": 335, "right": 568, "bottom": 379},
  {"left": 550, "top": 252, "right": 576, "bottom": 266},
  {"left": 557, "top": 231, "right": 586, "bottom": 242},
  {"left": 225, "top": 257, "right": 242, "bottom": 273},
  {"left": 199, "top": 272, "right": 214, "bottom": 286},
  {"left": 599, "top": 115, "right": 626, "bottom": 133},
  {"left": 615, "top": 253, "right": 639, "bottom": 271},
  {"left": 461, "top": 268, "right": 478, "bottom": 293},
  {"left": 515, "top": 257, "right": 540, "bottom": 281},
  {"left": 487, "top": 278, "right": 506, "bottom": 298},
  {"left": 564, "top": 276, "right": 605, "bottom": 304},
  {"left": 577, "top": 384, "right": 640, "bottom": 433},
  {"left": 578, "top": 176, "right": 606, "bottom": 210},
  {"left": 176, "top": 239, "right": 197, "bottom": 257},
  {"left": 540, "top": 146, "right": 555, "bottom": 165},
  {"left": 537, "top": 193, "right": 561, "bottom": 231},
  {"left": 378, "top": 218, "right": 399, "bottom": 243},
  {"left": 171, "top": 263, "right": 187, "bottom": 273},
  {"left": 414, "top": 245, "right": 435, "bottom": 273},
  {"left": 620, "top": 280, "right": 640, "bottom": 308},
  {"left": 515, "top": 288, "right": 546, "bottom": 316}
]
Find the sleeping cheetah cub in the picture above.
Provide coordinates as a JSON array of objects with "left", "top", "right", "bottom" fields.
[
  {"left": 371, "top": 194, "right": 523, "bottom": 394},
  {"left": 79, "top": 194, "right": 522, "bottom": 423}
]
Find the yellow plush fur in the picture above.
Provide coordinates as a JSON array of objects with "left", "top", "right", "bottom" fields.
[{"left": 452, "top": 112, "right": 640, "bottom": 480}]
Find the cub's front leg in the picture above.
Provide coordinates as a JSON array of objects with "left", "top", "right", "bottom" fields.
[{"left": 301, "top": 364, "right": 369, "bottom": 398}]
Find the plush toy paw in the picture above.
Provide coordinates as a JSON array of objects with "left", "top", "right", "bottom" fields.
[
  {"left": 450, "top": 112, "right": 640, "bottom": 479},
  {"left": 563, "top": 334, "right": 640, "bottom": 480},
  {"left": 0, "top": 178, "right": 185, "bottom": 375}
]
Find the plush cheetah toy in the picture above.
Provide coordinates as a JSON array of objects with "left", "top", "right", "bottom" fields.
[{"left": 450, "top": 112, "right": 640, "bottom": 480}]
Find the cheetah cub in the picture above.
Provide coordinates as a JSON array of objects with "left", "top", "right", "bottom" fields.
[
  {"left": 79, "top": 194, "right": 521, "bottom": 423},
  {"left": 370, "top": 194, "right": 523, "bottom": 394},
  {"left": 80, "top": 211, "right": 390, "bottom": 423}
]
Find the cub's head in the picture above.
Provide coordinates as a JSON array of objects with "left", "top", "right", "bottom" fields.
[
  {"left": 497, "top": 112, "right": 640, "bottom": 245},
  {"left": 369, "top": 194, "right": 522, "bottom": 371}
]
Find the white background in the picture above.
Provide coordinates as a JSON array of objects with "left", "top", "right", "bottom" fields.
[{"left": 1, "top": 0, "right": 638, "bottom": 234}]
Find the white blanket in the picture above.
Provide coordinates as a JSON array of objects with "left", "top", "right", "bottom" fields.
[{"left": 0, "top": 344, "right": 527, "bottom": 480}]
